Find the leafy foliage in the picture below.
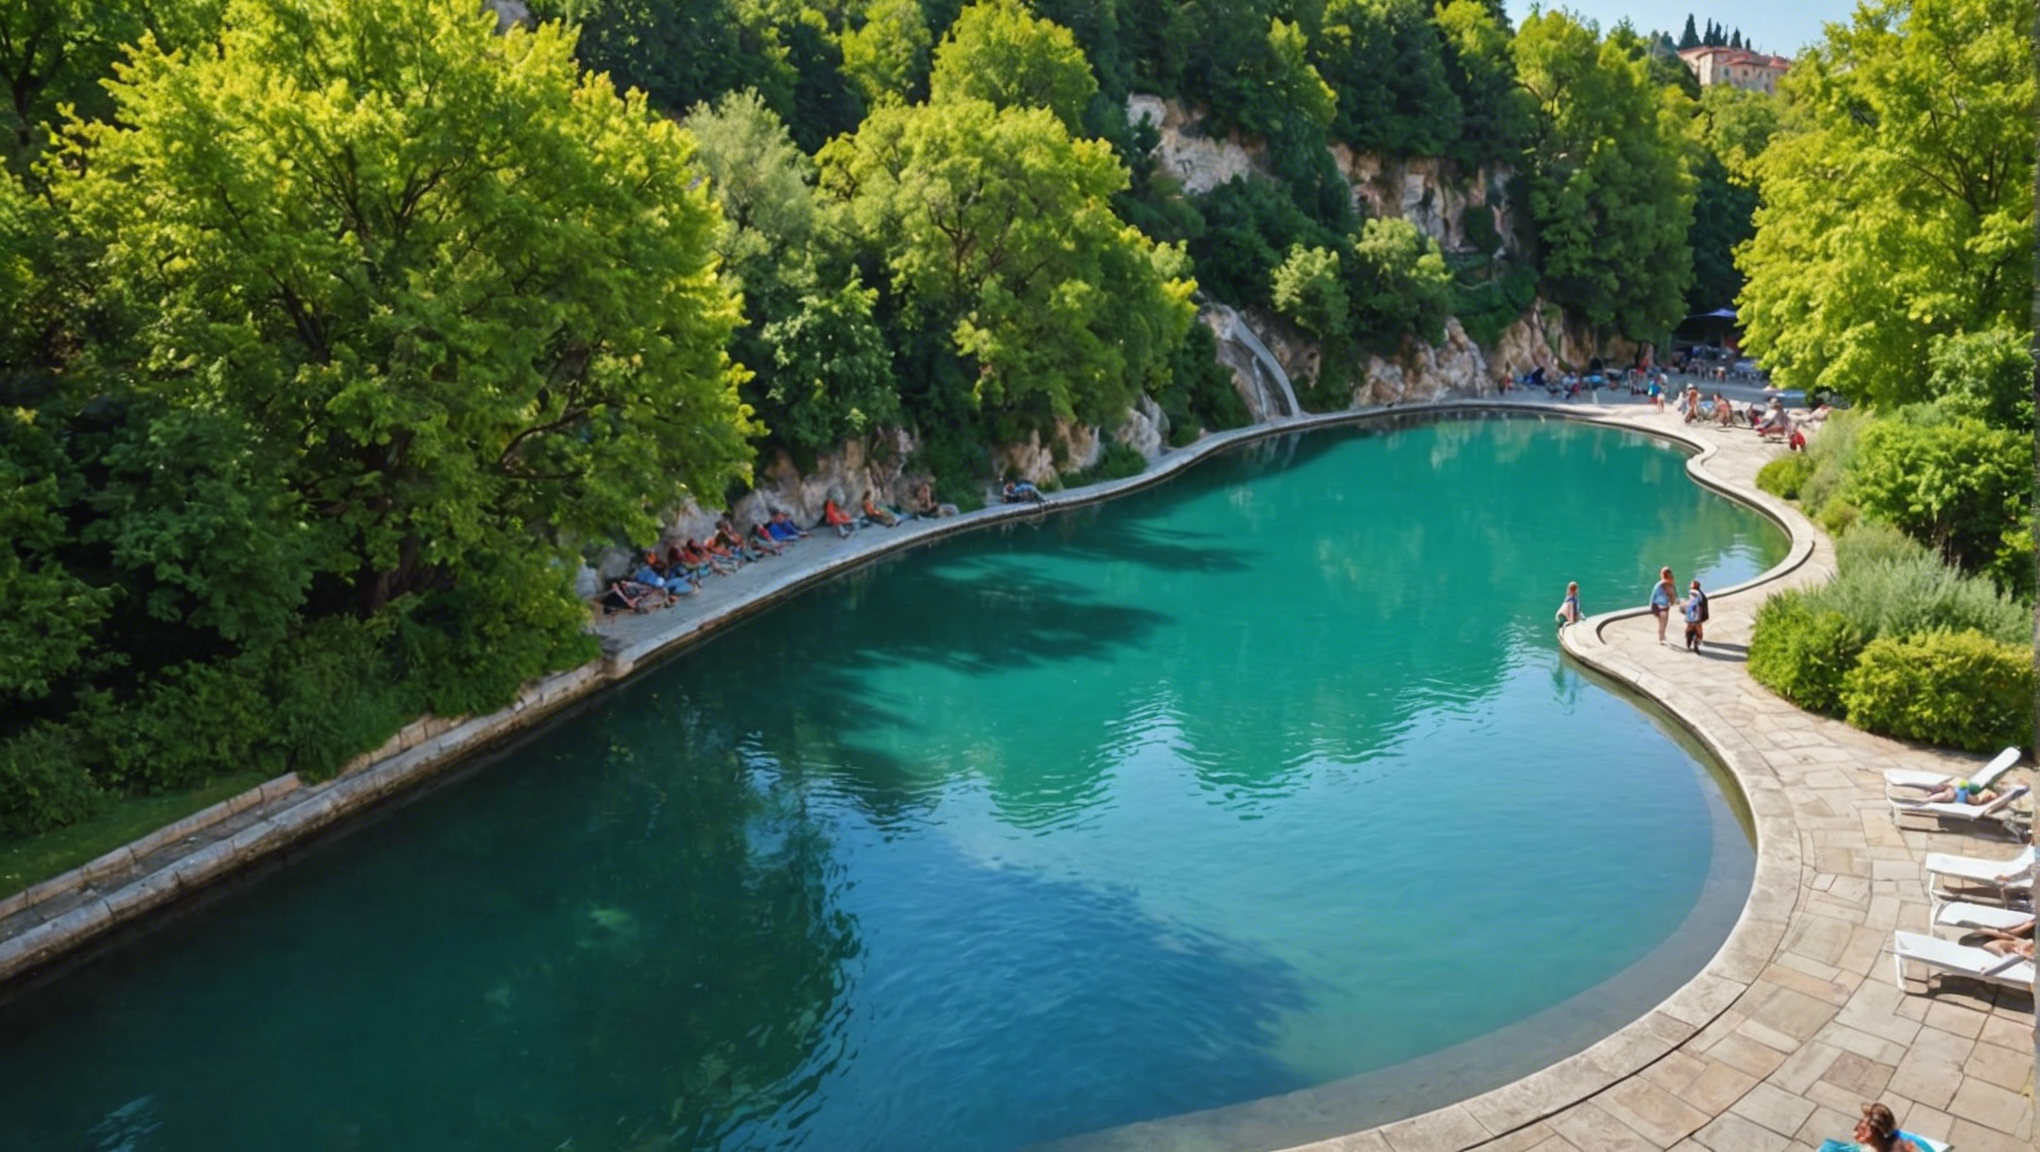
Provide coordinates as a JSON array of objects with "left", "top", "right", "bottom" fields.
[
  {"left": 1747, "top": 597, "right": 1865, "bottom": 715},
  {"left": 929, "top": 0, "right": 1097, "bottom": 132},
  {"left": 1840, "top": 631, "right": 2034, "bottom": 752},
  {"left": 1845, "top": 410, "right": 2029, "bottom": 586},
  {"left": 1512, "top": 11, "right": 1695, "bottom": 341},
  {"left": 1736, "top": 0, "right": 2034, "bottom": 404},
  {"left": 822, "top": 97, "right": 1195, "bottom": 430}
]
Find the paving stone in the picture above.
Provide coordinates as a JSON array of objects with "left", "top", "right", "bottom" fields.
[
  {"left": 1543, "top": 1102, "right": 1658, "bottom": 1152},
  {"left": 1962, "top": 1039, "right": 2035, "bottom": 1093},
  {"left": 1688, "top": 1109, "right": 1793, "bottom": 1152},
  {"left": 1378, "top": 1105, "right": 1489, "bottom": 1152},
  {"left": 1944, "top": 1117, "right": 2038, "bottom": 1152},
  {"left": 1727, "top": 1080, "right": 1817, "bottom": 1138},
  {"left": 1596, "top": 1076, "right": 1711, "bottom": 1145},
  {"left": 1946, "top": 1076, "right": 2033, "bottom": 1137},
  {"left": 1766, "top": 1039, "right": 1842, "bottom": 1095}
]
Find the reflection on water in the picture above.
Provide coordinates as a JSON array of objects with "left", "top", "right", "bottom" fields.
[{"left": 0, "top": 418, "right": 1783, "bottom": 1152}]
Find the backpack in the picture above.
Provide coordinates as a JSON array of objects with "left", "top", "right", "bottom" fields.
[{"left": 1696, "top": 592, "right": 1709, "bottom": 623}]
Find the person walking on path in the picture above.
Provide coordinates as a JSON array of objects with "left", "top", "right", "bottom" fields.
[
  {"left": 1555, "top": 581, "right": 1582, "bottom": 631},
  {"left": 1682, "top": 578, "right": 1709, "bottom": 651},
  {"left": 1649, "top": 566, "right": 1676, "bottom": 644}
]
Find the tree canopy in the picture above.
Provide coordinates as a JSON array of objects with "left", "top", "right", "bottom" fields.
[
  {"left": 1514, "top": 10, "right": 1696, "bottom": 340},
  {"left": 1734, "top": 0, "right": 2034, "bottom": 405}
]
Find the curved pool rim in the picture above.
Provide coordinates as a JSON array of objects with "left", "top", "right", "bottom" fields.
[{"left": 0, "top": 400, "right": 1819, "bottom": 1152}]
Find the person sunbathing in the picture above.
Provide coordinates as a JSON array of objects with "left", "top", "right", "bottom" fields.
[
  {"left": 686, "top": 537, "right": 736, "bottom": 576},
  {"left": 860, "top": 489, "right": 900, "bottom": 528},
  {"left": 910, "top": 481, "right": 957, "bottom": 519},
  {"left": 599, "top": 578, "right": 659, "bottom": 616},
  {"left": 1921, "top": 779, "right": 2001, "bottom": 806},
  {"left": 766, "top": 510, "right": 808, "bottom": 541},
  {"left": 751, "top": 520, "right": 786, "bottom": 555},
  {"left": 715, "top": 518, "right": 761, "bottom": 562},
  {"left": 1001, "top": 478, "right": 1044, "bottom": 504},
  {"left": 701, "top": 532, "right": 745, "bottom": 569},
  {"left": 1833, "top": 1102, "right": 1922, "bottom": 1152},
  {"left": 823, "top": 498, "right": 855, "bottom": 537}
]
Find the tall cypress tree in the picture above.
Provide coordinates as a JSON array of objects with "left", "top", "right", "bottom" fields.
[{"left": 1678, "top": 14, "right": 1700, "bottom": 49}]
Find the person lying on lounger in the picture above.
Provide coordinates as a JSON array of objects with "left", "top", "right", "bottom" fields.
[{"left": 1920, "top": 779, "right": 2002, "bottom": 806}]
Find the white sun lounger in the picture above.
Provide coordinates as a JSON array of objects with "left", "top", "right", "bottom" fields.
[
  {"left": 1891, "top": 930, "right": 2034, "bottom": 993},
  {"left": 1934, "top": 901, "right": 2033, "bottom": 934},
  {"left": 1924, "top": 845, "right": 2034, "bottom": 907},
  {"left": 1890, "top": 783, "right": 2029, "bottom": 827},
  {"left": 1885, "top": 746, "right": 2020, "bottom": 793}
]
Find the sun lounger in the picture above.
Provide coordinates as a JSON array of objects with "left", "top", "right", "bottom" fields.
[
  {"left": 1891, "top": 930, "right": 2034, "bottom": 993},
  {"left": 1885, "top": 746, "right": 2020, "bottom": 793},
  {"left": 1924, "top": 845, "right": 2035, "bottom": 907},
  {"left": 1933, "top": 901, "right": 2033, "bottom": 934},
  {"left": 1890, "top": 783, "right": 2029, "bottom": 827}
]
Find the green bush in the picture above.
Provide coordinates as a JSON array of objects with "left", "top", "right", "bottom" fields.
[
  {"left": 1755, "top": 453, "right": 1815, "bottom": 500},
  {"left": 1795, "top": 408, "right": 1864, "bottom": 520},
  {"left": 1834, "top": 521, "right": 1930, "bottom": 570},
  {"left": 0, "top": 727, "right": 104, "bottom": 838},
  {"left": 1840, "top": 630, "right": 2034, "bottom": 753},
  {"left": 1798, "top": 550, "right": 2028, "bottom": 647},
  {"left": 1746, "top": 594, "right": 1864, "bottom": 715},
  {"left": 1847, "top": 411, "right": 2030, "bottom": 580},
  {"left": 1078, "top": 440, "right": 1148, "bottom": 484}
]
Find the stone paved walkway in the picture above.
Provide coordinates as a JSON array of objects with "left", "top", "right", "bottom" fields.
[{"left": 1289, "top": 403, "right": 2036, "bottom": 1152}]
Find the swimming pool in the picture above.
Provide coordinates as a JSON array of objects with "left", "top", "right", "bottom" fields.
[{"left": 0, "top": 416, "right": 1786, "bottom": 1152}]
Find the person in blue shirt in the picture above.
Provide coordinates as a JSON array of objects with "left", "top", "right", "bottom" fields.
[{"left": 1648, "top": 566, "right": 1675, "bottom": 644}]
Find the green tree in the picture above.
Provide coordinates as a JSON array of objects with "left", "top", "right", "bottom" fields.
[
  {"left": 1678, "top": 13, "right": 1700, "bottom": 49},
  {"left": 0, "top": 0, "right": 224, "bottom": 167},
  {"left": 821, "top": 98, "right": 1195, "bottom": 428},
  {"left": 1433, "top": 0, "right": 1532, "bottom": 167},
  {"left": 840, "top": 0, "right": 933, "bottom": 106},
  {"left": 1735, "top": 0, "right": 2035, "bottom": 405},
  {"left": 928, "top": 0, "right": 1097, "bottom": 133},
  {"left": 1848, "top": 411, "right": 2030, "bottom": 584},
  {"left": 1513, "top": 10, "right": 1696, "bottom": 340},
  {"left": 55, "top": 0, "right": 755, "bottom": 618},
  {"left": 1346, "top": 216, "right": 1453, "bottom": 349},
  {"left": 1271, "top": 243, "right": 1348, "bottom": 340},
  {"left": 1313, "top": 0, "right": 1461, "bottom": 157}
]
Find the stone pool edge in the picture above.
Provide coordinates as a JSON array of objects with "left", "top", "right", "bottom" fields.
[{"left": 0, "top": 399, "right": 1796, "bottom": 1115}]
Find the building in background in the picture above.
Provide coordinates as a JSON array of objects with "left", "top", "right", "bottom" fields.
[{"left": 1678, "top": 46, "right": 1791, "bottom": 93}]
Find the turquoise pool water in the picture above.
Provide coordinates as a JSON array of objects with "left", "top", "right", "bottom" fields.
[{"left": 0, "top": 417, "right": 1783, "bottom": 1152}]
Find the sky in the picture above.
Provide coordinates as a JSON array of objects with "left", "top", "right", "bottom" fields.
[{"left": 1503, "top": 1, "right": 1863, "bottom": 57}]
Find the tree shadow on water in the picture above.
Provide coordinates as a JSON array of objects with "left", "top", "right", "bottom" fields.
[{"left": 791, "top": 845, "right": 1319, "bottom": 1152}]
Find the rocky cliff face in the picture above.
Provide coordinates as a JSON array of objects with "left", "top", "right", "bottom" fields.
[{"left": 1125, "top": 95, "right": 1647, "bottom": 412}]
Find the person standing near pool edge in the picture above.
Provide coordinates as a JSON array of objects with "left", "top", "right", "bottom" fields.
[
  {"left": 1649, "top": 566, "right": 1676, "bottom": 644},
  {"left": 1555, "top": 581, "right": 1581, "bottom": 631},
  {"left": 1683, "top": 579, "right": 1708, "bottom": 652}
]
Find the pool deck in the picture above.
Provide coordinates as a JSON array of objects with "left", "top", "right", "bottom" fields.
[{"left": 0, "top": 393, "right": 2031, "bottom": 1150}]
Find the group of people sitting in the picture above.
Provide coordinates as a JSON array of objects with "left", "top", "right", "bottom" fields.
[
  {"left": 598, "top": 482, "right": 966, "bottom": 615},
  {"left": 597, "top": 512, "right": 812, "bottom": 616},
  {"left": 820, "top": 483, "right": 960, "bottom": 538}
]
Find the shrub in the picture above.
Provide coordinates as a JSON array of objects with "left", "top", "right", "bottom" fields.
[
  {"left": 1746, "top": 594, "right": 1864, "bottom": 715},
  {"left": 1795, "top": 408, "right": 1864, "bottom": 520},
  {"left": 0, "top": 726, "right": 104, "bottom": 838},
  {"left": 1834, "top": 521, "right": 1929, "bottom": 570},
  {"left": 1840, "top": 630, "right": 2034, "bottom": 753},
  {"left": 1798, "top": 551, "right": 2028, "bottom": 647},
  {"left": 1078, "top": 440, "right": 1147, "bottom": 484},
  {"left": 1755, "top": 453, "right": 1815, "bottom": 500},
  {"left": 1847, "top": 410, "right": 2029, "bottom": 580}
]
